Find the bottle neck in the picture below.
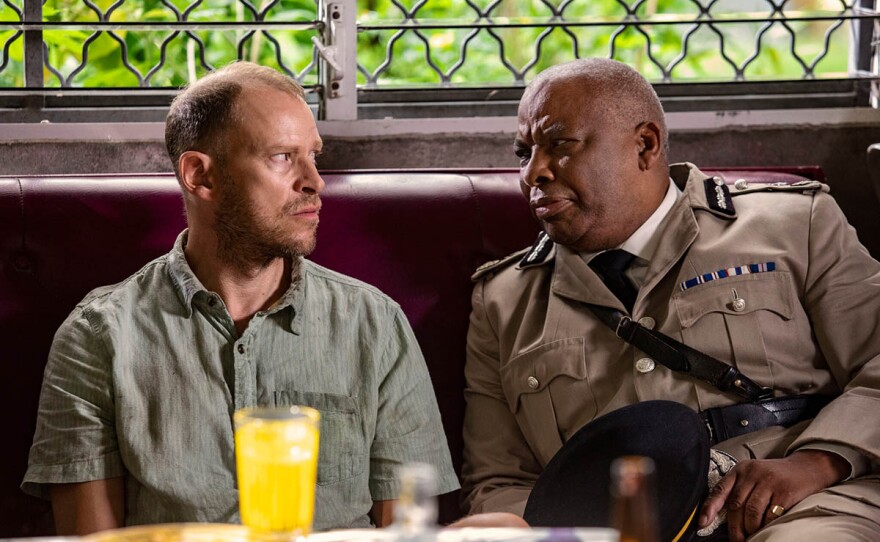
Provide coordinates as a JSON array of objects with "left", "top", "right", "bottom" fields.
[{"left": 611, "top": 456, "right": 660, "bottom": 542}]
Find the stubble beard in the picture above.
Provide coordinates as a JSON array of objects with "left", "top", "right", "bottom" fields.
[{"left": 214, "top": 177, "right": 318, "bottom": 275}]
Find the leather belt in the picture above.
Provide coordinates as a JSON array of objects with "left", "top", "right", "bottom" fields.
[
  {"left": 700, "top": 394, "right": 834, "bottom": 445},
  {"left": 587, "top": 304, "right": 771, "bottom": 401}
]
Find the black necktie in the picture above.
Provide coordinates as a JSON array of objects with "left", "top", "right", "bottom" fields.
[{"left": 589, "top": 249, "right": 638, "bottom": 313}]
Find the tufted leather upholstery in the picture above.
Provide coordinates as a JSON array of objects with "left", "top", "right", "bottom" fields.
[{"left": 0, "top": 167, "right": 823, "bottom": 536}]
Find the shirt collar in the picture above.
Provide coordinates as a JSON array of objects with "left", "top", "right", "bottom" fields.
[
  {"left": 580, "top": 177, "right": 681, "bottom": 265},
  {"left": 618, "top": 177, "right": 681, "bottom": 262},
  {"left": 167, "top": 230, "right": 206, "bottom": 316},
  {"left": 167, "top": 229, "right": 304, "bottom": 328}
]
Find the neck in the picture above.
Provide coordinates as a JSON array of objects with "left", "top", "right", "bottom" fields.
[{"left": 184, "top": 226, "right": 295, "bottom": 335}]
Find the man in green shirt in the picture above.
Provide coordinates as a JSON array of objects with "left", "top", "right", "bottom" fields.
[{"left": 22, "top": 62, "right": 461, "bottom": 534}]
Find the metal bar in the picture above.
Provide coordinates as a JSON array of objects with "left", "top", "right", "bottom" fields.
[
  {"left": 853, "top": 0, "right": 875, "bottom": 72},
  {"left": 354, "top": 13, "right": 880, "bottom": 31},
  {"left": 317, "top": 0, "right": 357, "bottom": 121},
  {"left": 1, "top": 21, "right": 321, "bottom": 31},
  {"left": 852, "top": 0, "right": 877, "bottom": 106},
  {"left": 22, "top": 0, "right": 42, "bottom": 88},
  {"left": 4, "top": 13, "right": 879, "bottom": 32}
]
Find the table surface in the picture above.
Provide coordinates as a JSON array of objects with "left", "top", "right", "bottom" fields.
[{"left": 1, "top": 524, "right": 618, "bottom": 542}]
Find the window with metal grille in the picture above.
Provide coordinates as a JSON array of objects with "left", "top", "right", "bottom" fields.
[{"left": 0, "top": 0, "right": 877, "bottom": 122}]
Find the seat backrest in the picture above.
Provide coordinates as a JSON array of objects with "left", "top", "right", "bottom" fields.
[{"left": 0, "top": 167, "right": 822, "bottom": 535}]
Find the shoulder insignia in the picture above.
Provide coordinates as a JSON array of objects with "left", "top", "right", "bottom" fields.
[
  {"left": 471, "top": 248, "right": 530, "bottom": 282},
  {"left": 519, "top": 232, "right": 554, "bottom": 267},
  {"left": 471, "top": 232, "right": 555, "bottom": 282},
  {"left": 704, "top": 177, "right": 735, "bottom": 215},
  {"left": 729, "top": 178, "right": 829, "bottom": 196}
]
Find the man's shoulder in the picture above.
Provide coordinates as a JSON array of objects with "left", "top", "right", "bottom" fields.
[
  {"left": 76, "top": 254, "right": 172, "bottom": 315},
  {"left": 301, "top": 259, "right": 399, "bottom": 308},
  {"left": 472, "top": 232, "right": 555, "bottom": 283},
  {"left": 673, "top": 162, "right": 830, "bottom": 221}
]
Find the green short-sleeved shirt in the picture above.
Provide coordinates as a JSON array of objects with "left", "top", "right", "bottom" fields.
[{"left": 22, "top": 231, "right": 459, "bottom": 530}]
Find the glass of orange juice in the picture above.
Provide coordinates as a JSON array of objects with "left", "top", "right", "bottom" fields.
[{"left": 234, "top": 406, "right": 320, "bottom": 540}]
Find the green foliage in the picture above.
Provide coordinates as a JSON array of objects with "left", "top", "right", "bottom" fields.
[{"left": 0, "top": 0, "right": 856, "bottom": 88}]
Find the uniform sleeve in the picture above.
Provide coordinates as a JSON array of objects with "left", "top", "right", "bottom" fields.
[
  {"left": 21, "top": 306, "right": 124, "bottom": 499},
  {"left": 367, "top": 306, "right": 459, "bottom": 501},
  {"left": 788, "top": 191, "right": 880, "bottom": 466},
  {"left": 460, "top": 280, "right": 540, "bottom": 516}
]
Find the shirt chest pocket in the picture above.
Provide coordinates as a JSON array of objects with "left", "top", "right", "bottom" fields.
[
  {"left": 500, "top": 338, "right": 593, "bottom": 465},
  {"left": 274, "top": 390, "right": 365, "bottom": 485},
  {"left": 673, "top": 271, "right": 795, "bottom": 392}
]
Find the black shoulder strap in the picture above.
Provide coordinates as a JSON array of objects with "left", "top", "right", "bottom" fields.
[{"left": 588, "top": 304, "right": 772, "bottom": 401}]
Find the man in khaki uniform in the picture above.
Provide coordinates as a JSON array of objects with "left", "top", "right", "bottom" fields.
[{"left": 461, "top": 58, "right": 880, "bottom": 541}]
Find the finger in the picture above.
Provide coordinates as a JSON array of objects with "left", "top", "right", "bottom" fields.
[
  {"left": 764, "top": 502, "right": 787, "bottom": 526},
  {"left": 742, "top": 484, "right": 773, "bottom": 535},
  {"left": 726, "top": 504, "right": 746, "bottom": 542},
  {"left": 724, "top": 469, "right": 758, "bottom": 542},
  {"left": 699, "top": 469, "right": 736, "bottom": 527}
]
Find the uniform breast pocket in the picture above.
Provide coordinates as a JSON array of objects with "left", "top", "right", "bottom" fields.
[
  {"left": 500, "top": 338, "right": 592, "bottom": 465},
  {"left": 274, "top": 390, "right": 365, "bottom": 485},
  {"left": 673, "top": 271, "right": 795, "bottom": 392}
]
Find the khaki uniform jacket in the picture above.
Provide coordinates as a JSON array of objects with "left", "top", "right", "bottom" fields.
[{"left": 461, "top": 163, "right": 880, "bottom": 522}]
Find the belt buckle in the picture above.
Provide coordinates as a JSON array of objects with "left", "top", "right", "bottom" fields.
[{"left": 615, "top": 316, "right": 632, "bottom": 338}]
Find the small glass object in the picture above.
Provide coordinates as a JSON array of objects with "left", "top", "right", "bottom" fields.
[
  {"left": 234, "top": 406, "right": 321, "bottom": 540},
  {"left": 393, "top": 462, "right": 438, "bottom": 539}
]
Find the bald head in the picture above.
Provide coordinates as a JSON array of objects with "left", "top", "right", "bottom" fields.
[
  {"left": 515, "top": 59, "right": 671, "bottom": 252},
  {"left": 165, "top": 62, "right": 306, "bottom": 179},
  {"left": 523, "top": 58, "right": 668, "bottom": 160}
]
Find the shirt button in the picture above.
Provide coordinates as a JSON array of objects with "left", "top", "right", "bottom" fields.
[
  {"left": 638, "top": 316, "right": 655, "bottom": 329},
  {"left": 635, "top": 358, "right": 655, "bottom": 373},
  {"left": 237, "top": 344, "right": 245, "bottom": 354},
  {"left": 527, "top": 376, "right": 539, "bottom": 389}
]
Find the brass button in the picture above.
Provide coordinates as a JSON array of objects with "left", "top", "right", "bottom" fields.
[
  {"left": 527, "top": 376, "right": 539, "bottom": 389},
  {"left": 638, "top": 316, "right": 655, "bottom": 330},
  {"left": 734, "top": 179, "right": 749, "bottom": 190},
  {"left": 635, "top": 358, "right": 656, "bottom": 373}
]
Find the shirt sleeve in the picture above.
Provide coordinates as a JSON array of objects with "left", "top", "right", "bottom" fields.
[
  {"left": 787, "top": 190, "right": 880, "bottom": 468},
  {"left": 21, "top": 306, "right": 124, "bottom": 499},
  {"left": 460, "top": 280, "right": 539, "bottom": 516},
  {"left": 367, "top": 306, "right": 459, "bottom": 501}
]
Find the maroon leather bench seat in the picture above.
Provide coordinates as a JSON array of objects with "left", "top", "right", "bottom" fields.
[{"left": 0, "top": 167, "right": 823, "bottom": 536}]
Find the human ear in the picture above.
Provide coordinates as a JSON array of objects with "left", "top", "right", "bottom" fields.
[
  {"left": 635, "top": 121, "right": 663, "bottom": 171},
  {"left": 178, "top": 151, "right": 216, "bottom": 201}
]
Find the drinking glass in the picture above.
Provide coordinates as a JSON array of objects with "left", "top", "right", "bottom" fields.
[{"left": 234, "top": 406, "right": 321, "bottom": 539}]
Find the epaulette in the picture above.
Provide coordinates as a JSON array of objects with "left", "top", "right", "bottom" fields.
[
  {"left": 471, "top": 247, "right": 530, "bottom": 282},
  {"left": 471, "top": 232, "right": 555, "bottom": 282},
  {"left": 728, "top": 178, "right": 829, "bottom": 196}
]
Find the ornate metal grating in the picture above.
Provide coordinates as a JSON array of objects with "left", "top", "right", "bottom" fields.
[
  {"left": 0, "top": 0, "right": 877, "bottom": 118},
  {"left": 356, "top": 0, "right": 878, "bottom": 87},
  {"left": 0, "top": 0, "right": 321, "bottom": 88}
]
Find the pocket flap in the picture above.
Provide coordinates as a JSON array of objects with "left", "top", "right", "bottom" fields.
[
  {"left": 275, "top": 390, "right": 362, "bottom": 484},
  {"left": 501, "top": 337, "right": 585, "bottom": 413},
  {"left": 674, "top": 272, "right": 794, "bottom": 328}
]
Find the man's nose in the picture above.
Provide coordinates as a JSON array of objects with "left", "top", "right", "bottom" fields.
[
  {"left": 298, "top": 157, "right": 325, "bottom": 195},
  {"left": 521, "top": 149, "right": 554, "bottom": 187}
]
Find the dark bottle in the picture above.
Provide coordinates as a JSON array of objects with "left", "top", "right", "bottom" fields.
[{"left": 610, "top": 455, "right": 660, "bottom": 542}]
